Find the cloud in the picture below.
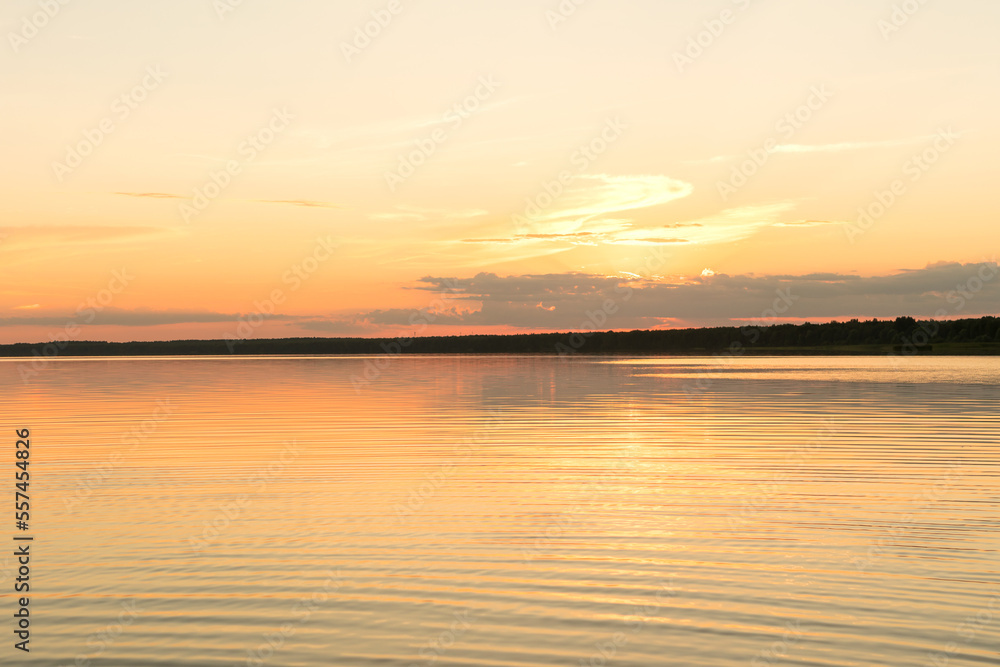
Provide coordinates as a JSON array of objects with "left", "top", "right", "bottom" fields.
[
  {"left": 521, "top": 174, "right": 693, "bottom": 233},
  {"left": 254, "top": 199, "right": 341, "bottom": 209},
  {"left": 463, "top": 231, "right": 604, "bottom": 245},
  {"left": 701, "top": 133, "right": 955, "bottom": 163},
  {"left": 466, "top": 197, "right": 802, "bottom": 248},
  {"left": 115, "top": 192, "right": 184, "bottom": 200},
  {"left": 772, "top": 219, "right": 846, "bottom": 228},
  {"left": 0, "top": 225, "right": 175, "bottom": 248},
  {"left": 371, "top": 206, "right": 488, "bottom": 223},
  {"left": 771, "top": 136, "right": 934, "bottom": 155},
  {"left": 0, "top": 309, "right": 301, "bottom": 328},
  {"left": 336, "top": 261, "right": 1000, "bottom": 331},
  {"left": 370, "top": 211, "right": 426, "bottom": 222},
  {"left": 8, "top": 263, "right": 994, "bottom": 336},
  {"left": 291, "top": 319, "right": 378, "bottom": 335},
  {"left": 604, "top": 237, "right": 690, "bottom": 246},
  {"left": 0, "top": 226, "right": 181, "bottom": 270},
  {"left": 461, "top": 237, "right": 518, "bottom": 245},
  {"left": 115, "top": 192, "right": 342, "bottom": 209},
  {"left": 611, "top": 202, "right": 798, "bottom": 246}
]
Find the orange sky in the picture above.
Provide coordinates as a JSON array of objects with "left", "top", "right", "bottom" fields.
[{"left": 2, "top": 1, "right": 999, "bottom": 343}]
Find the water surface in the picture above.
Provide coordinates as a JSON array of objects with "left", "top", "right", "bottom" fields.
[{"left": 3, "top": 355, "right": 998, "bottom": 666}]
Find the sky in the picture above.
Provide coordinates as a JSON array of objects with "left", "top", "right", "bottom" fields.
[{"left": 1, "top": 0, "right": 999, "bottom": 343}]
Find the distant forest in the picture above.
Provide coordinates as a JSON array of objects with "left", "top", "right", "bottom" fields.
[{"left": 2, "top": 316, "right": 999, "bottom": 358}]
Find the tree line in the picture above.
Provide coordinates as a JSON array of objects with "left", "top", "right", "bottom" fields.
[{"left": 0, "top": 316, "right": 998, "bottom": 358}]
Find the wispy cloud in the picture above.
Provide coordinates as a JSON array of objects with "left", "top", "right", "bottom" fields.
[
  {"left": 771, "top": 136, "right": 930, "bottom": 154},
  {"left": 115, "top": 192, "right": 342, "bottom": 210},
  {"left": 0, "top": 309, "right": 303, "bottom": 328},
  {"left": 526, "top": 174, "right": 693, "bottom": 232},
  {"left": 456, "top": 174, "right": 695, "bottom": 249},
  {"left": 659, "top": 203, "right": 799, "bottom": 245},
  {"left": 0, "top": 225, "right": 176, "bottom": 247},
  {"left": 464, "top": 231, "right": 603, "bottom": 245},
  {"left": 700, "top": 133, "right": 960, "bottom": 163},
  {"left": 370, "top": 211, "right": 427, "bottom": 223},
  {"left": 466, "top": 201, "right": 797, "bottom": 248},
  {"left": 254, "top": 199, "right": 340, "bottom": 209},
  {"left": 604, "top": 237, "right": 691, "bottom": 246},
  {"left": 371, "top": 206, "right": 488, "bottom": 223},
  {"left": 773, "top": 219, "right": 847, "bottom": 228},
  {"left": 115, "top": 192, "right": 184, "bottom": 200}
]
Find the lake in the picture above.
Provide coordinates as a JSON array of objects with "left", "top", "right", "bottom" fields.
[{"left": 3, "top": 355, "right": 998, "bottom": 666}]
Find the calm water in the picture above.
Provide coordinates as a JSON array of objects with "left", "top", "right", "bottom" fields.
[{"left": 2, "top": 355, "right": 998, "bottom": 667}]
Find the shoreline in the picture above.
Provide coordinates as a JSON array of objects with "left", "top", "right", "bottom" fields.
[{"left": 1, "top": 316, "right": 998, "bottom": 357}]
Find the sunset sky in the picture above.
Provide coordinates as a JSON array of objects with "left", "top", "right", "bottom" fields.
[{"left": 2, "top": 0, "right": 998, "bottom": 343}]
